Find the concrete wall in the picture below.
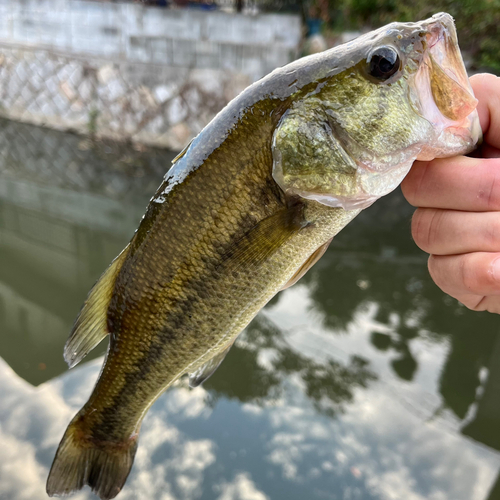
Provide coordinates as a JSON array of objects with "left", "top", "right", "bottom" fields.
[{"left": 0, "top": 0, "right": 302, "bottom": 150}]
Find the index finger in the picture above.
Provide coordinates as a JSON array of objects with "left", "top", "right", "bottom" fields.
[
  {"left": 471, "top": 74, "right": 500, "bottom": 150},
  {"left": 402, "top": 155, "right": 500, "bottom": 211}
]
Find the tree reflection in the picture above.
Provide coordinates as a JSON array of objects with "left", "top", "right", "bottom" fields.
[
  {"left": 440, "top": 329, "right": 495, "bottom": 420},
  {"left": 296, "top": 189, "right": 500, "bottom": 429},
  {"left": 205, "top": 315, "right": 376, "bottom": 418}
]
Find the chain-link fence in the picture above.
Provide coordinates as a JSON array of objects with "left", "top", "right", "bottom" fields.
[
  {"left": 0, "top": 0, "right": 302, "bottom": 150},
  {"left": 0, "top": 42, "right": 249, "bottom": 151}
]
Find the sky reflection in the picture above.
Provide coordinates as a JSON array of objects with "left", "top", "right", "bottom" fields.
[{"left": 1, "top": 312, "right": 499, "bottom": 500}]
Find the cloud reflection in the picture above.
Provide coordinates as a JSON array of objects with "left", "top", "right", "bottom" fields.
[
  {"left": 0, "top": 358, "right": 216, "bottom": 500},
  {"left": 217, "top": 473, "right": 269, "bottom": 500},
  {"left": 0, "top": 307, "right": 499, "bottom": 500},
  {"left": 1, "top": 113, "right": 500, "bottom": 500}
]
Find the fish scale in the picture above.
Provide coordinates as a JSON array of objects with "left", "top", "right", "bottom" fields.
[
  {"left": 76, "top": 164, "right": 353, "bottom": 438},
  {"left": 82, "top": 119, "right": 291, "bottom": 434}
]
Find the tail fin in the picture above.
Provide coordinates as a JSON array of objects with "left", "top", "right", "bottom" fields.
[{"left": 46, "top": 417, "right": 138, "bottom": 500}]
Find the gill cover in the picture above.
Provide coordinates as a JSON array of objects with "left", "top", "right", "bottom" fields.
[{"left": 272, "top": 99, "right": 359, "bottom": 208}]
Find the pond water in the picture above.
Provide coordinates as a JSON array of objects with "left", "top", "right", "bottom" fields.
[{"left": 1, "top": 118, "right": 500, "bottom": 500}]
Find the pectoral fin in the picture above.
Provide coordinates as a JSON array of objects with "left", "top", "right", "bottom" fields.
[
  {"left": 220, "top": 203, "right": 308, "bottom": 272},
  {"left": 189, "top": 341, "right": 235, "bottom": 388},
  {"left": 189, "top": 206, "right": 308, "bottom": 387},
  {"left": 281, "top": 237, "right": 332, "bottom": 290},
  {"left": 64, "top": 246, "right": 129, "bottom": 368}
]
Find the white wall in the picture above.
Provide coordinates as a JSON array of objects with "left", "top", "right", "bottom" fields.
[{"left": 0, "top": 0, "right": 301, "bottom": 81}]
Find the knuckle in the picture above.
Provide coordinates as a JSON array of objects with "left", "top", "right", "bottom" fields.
[
  {"left": 428, "top": 254, "right": 495, "bottom": 296},
  {"left": 485, "top": 216, "right": 500, "bottom": 249},
  {"left": 427, "top": 255, "right": 446, "bottom": 290},
  {"left": 400, "top": 179, "right": 415, "bottom": 205},
  {"left": 411, "top": 209, "right": 441, "bottom": 252},
  {"left": 401, "top": 161, "right": 430, "bottom": 206},
  {"left": 410, "top": 210, "right": 425, "bottom": 247},
  {"left": 460, "top": 255, "right": 496, "bottom": 293},
  {"left": 471, "top": 73, "right": 499, "bottom": 92},
  {"left": 467, "top": 296, "right": 488, "bottom": 312},
  {"left": 478, "top": 162, "right": 500, "bottom": 211},
  {"left": 460, "top": 258, "right": 478, "bottom": 292}
]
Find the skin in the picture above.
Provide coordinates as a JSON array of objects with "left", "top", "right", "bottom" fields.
[{"left": 402, "top": 73, "right": 500, "bottom": 314}]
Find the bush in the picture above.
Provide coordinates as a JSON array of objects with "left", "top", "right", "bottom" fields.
[{"left": 321, "top": 0, "right": 500, "bottom": 74}]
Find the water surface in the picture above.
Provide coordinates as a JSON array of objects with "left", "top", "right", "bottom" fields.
[{"left": 1, "top": 119, "right": 499, "bottom": 500}]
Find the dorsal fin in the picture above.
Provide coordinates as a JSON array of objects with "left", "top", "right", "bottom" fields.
[
  {"left": 189, "top": 341, "right": 235, "bottom": 388},
  {"left": 64, "top": 246, "right": 130, "bottom": 368},
  {"left": 171, "top": 138, "right": 193, "bottom": 164},
  {"left": 280, "top": 238, "right": 332, "bottom": 291}
]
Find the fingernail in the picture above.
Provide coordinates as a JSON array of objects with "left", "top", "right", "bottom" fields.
[{"left": 490, "top": 257, "right": 500, "bottom": 282}]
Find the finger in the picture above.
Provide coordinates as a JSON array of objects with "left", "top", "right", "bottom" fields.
[
  {"left": 401, "top": 156, "right": 500, "bottom": 211},
  {"left": 470, "top": 74, "right": 500, "bottom": 150},
  {"left": 428, "top": 252, "right": 500, "bottom": 297},
  {"left": 439, "top": 290, "right": 500, "bottom": 314},
  {"left": 411, "top": 208, "right": 500, "bottom": 255},
  {"left": 466, "top": 295, "right": 500, "bottom": 314}
]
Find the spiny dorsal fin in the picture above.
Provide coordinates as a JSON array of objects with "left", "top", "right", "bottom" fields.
[
  {"left": 189, "top": 341, "right": 235, "bottom": 388},
  {"left": 171, "top": 138, "right": 193, "bottom": 164},
  {"left": 64, "top": 246, "right": 130, "bottom": 368},
  {"left": 280, "top": 237, "right": 332, "bottom": 291}
]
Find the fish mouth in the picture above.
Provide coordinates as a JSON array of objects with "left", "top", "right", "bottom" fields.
[
  {"left": 427, "top": 14, "right": 476, "bottom": 121},
  {"left": 413, "top": 13, "right": 481, "bottom": 158}
]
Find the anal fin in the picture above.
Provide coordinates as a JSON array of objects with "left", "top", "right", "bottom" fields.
[
  {"left": 189, "top": 341, "right": 235, "bottom": 388},
  {"left": 281, "top": 238, "right": 332, "bottom": 290},
  {"left": 64, "top": 246, "right": 130, "bottom": 368}
]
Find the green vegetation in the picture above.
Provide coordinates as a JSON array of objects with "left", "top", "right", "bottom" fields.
[
  {"left": 87, "top": 108, "right": 99, "bottom": 136},
  {"left": 311, "top": 0, "right": 500, "bottom": 74}
]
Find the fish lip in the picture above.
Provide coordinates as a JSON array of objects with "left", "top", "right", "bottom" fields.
[
  {"left": 410, "top": 13, "right": 481, "bottom": 155},
  {"left": 426, "top": 15, "right": 471, "bottom": 94}
]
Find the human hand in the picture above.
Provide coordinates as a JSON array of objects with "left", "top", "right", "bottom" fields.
[{"left": 401, "top": 73, "right": 500, "bottom": 314}]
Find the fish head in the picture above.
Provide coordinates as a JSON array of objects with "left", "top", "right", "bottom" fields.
[{"left": 272, "top": 13, "right": 481, "bottom": 210}]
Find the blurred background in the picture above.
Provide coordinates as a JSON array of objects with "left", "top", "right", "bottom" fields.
[{"left": 1, "top": 1, "right": 500, "bottom": 500}]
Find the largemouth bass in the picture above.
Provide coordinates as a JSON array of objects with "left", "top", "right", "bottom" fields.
[{"left": 47, "top": 13, "right": 480, "bottom": 499}]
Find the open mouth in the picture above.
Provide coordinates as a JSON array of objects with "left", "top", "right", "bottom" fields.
[
  {"left": 426, "top": 20, "right": 477, "bottom": 122},
  {"left": 412, "top": 13, "right": 481, "bottom": 157}
]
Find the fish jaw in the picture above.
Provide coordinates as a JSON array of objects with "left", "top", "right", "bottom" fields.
[{"left": 412, "top": 13, "right": 482, "bottom": 160}]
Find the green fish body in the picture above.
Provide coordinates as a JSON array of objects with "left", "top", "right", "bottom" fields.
[{"left": 47, "top": 13, "right": 480, "bottom": 500}]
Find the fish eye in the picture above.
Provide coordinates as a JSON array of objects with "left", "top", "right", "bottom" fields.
[{"left": 367, "top": 46, "right": 401, "bottom": 81}]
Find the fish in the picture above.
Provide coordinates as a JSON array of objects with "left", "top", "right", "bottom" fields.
[{"left": 47, "top": 12, "right": 480, "bottom": 500}]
